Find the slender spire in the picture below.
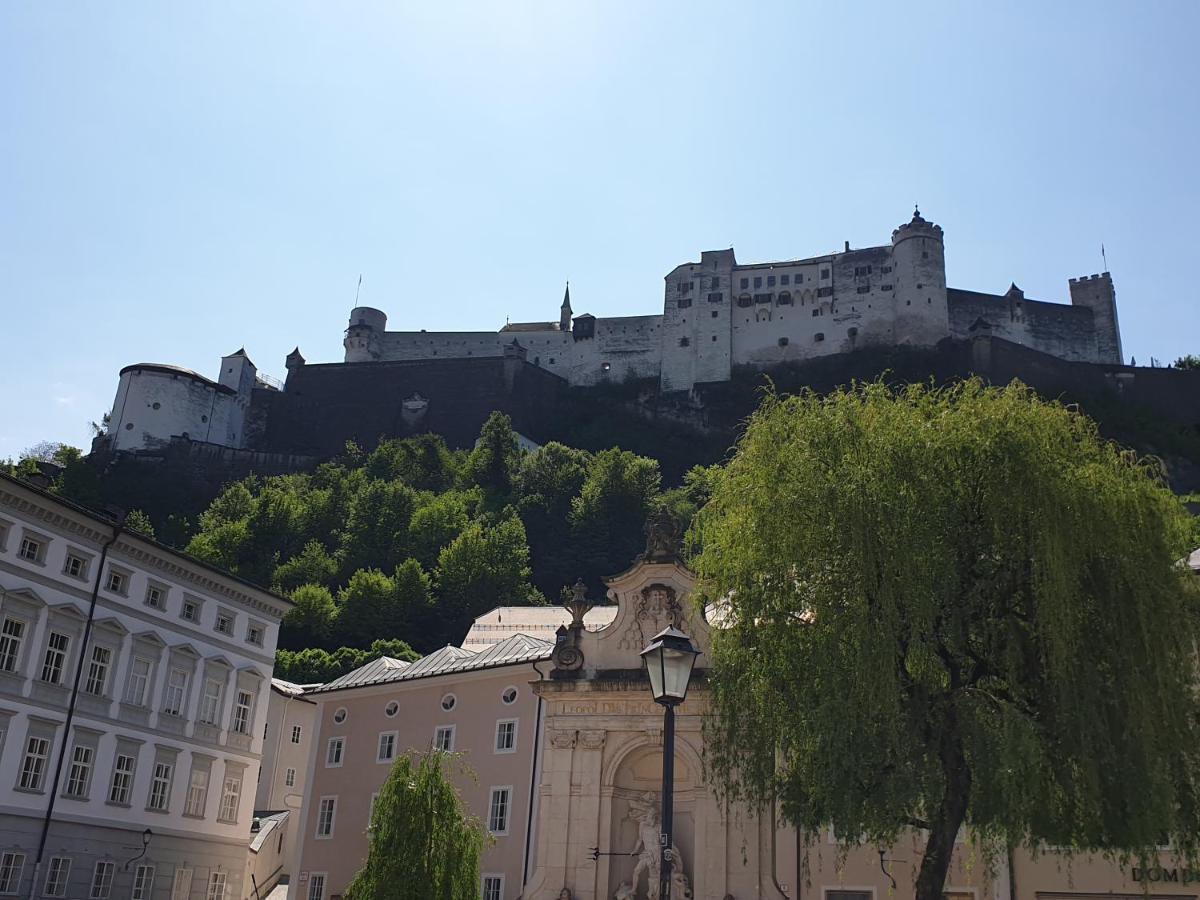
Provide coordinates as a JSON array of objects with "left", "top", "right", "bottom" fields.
[{"left": 561, "top": 281, "right": 572, "bottom": 311}]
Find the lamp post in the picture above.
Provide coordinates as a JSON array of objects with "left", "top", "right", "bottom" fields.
[{"left": 640, "top": 626, "right": 700, "bottom": 900}]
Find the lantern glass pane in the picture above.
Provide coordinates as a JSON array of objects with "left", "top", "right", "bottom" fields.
[
  {"left": 661, "top": 647, "right": 694, "bottom": 700},
  {"left": 645, "top": 648, "right": 665, "bottom": 699}
]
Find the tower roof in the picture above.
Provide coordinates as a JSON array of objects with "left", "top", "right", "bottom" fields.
[{"left": 561, "top": 281, "right": 572, "bottom": 311}]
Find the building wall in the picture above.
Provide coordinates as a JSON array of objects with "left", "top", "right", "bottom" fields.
[
  {"left": 948, "top": 288, "right": 1101, "bottom": 362},
  {"left": 293, "top": 666, "right": 541, "bottom": 900},
  {"left": 109, "top": 368, "right": 242, "bottom": 452},
  {"left": 256, "top": 686, "right": 317, "bottom": 880},
  {"left": 0, "top": 475, "right": 290, "bottom": 900}
]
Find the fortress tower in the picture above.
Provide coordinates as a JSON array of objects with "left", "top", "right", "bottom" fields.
[
  {"left": 890, "top": 207, "right": 950, "bottom": 345},
  {"left": 1069, "top": 272, "right": 1122, "bottom": 364},
  {"left": 344, "top": 307, "right": 386, "bottom": 362}
]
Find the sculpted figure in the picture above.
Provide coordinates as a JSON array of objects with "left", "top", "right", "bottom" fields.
[
  {"left": 613, "top": 884, "right": 635, "bottom": 900},
  {"left": 626, "top": 792, "right": 686, "bottom": 900}
]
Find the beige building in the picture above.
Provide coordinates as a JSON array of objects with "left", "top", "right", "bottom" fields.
[
  {"left": 254, "top": 679, "right": 317, "bottom": 884},
  {"left": 293, "top": 546, "right": 1200, "bottom": 900}
]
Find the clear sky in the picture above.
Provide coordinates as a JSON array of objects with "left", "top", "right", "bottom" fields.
[{"left": 2, "top": 1, "right": 1197, "bottom": 458}]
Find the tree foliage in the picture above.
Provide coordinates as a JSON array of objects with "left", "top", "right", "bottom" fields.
[
  {"left": 693, "top": 379, "right": 1200, "bottom": 900},
  {"left": 274, "top": 638, "right": 419, "bottom": 684},
  {"left": 345, "top": 751, "right": 487, "bottom": 900},
  {"left": 1174, "top": 354, "right": 1200, "bottom": 371}
]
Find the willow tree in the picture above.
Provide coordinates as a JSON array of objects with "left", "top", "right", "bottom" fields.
[
  {"left": 693, "top": 379, "right": 1200, "bottom": 900},
  {"left": 344, "top": 751, "right": 486, "bottom": 900}
]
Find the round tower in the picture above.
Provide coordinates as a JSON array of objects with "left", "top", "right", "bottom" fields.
[
  {"left": 889, "top": 207, "right": 949, "bottom": 346},
  {"left": 344, "top": 307, "right": 387, "bottom": 362}
]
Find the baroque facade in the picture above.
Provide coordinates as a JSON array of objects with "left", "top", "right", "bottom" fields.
[
  {"left": 103, "top": 210, "right": 1124, "bottom": 454},
  {"left": 286, "top": 543, "right": 1200, "bottom": 900},
  {"left": 0, "top": 472, "right": 292, "bottom": 900}
]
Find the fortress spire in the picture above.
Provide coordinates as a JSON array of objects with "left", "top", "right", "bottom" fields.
[{"left": 560, "top": 281, "right": 572, "bottom": 331}]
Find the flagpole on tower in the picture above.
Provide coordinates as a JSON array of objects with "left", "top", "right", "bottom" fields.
[
  {"left": 1101, "top": 244, "right": 1108, "bottom": 272},
  {"left": 355, "top": 274, "right": 362, "bottom": 305}
]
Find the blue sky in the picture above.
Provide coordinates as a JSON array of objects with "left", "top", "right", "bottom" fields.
[{"left": 2, "top": 1, "right": 1197, "bottom": 458}]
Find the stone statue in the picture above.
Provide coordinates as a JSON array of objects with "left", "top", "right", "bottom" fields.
[
  {"left": 613, "top": 884, "right": 635, "bottom": 900},
  {"left": 626, "top": 792, "right": 687, "bottom": 900},
  {"left": 642, "top": 507, "right": 682, "bottom": 561}
]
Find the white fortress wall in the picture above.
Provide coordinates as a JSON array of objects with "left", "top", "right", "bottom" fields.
[
  {"left": 109, "top": 366, "right": 238, "bottom": 451},
  {"left": 567, "top": 314, "right": 664, "bottom": 385}
]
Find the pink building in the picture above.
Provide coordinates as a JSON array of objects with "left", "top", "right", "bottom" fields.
[{"left": 292, "top": 546, "right": 1200, "bottom": 900}]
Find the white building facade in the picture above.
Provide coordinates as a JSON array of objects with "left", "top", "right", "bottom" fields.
[{"left": 0, "top": 472, "right": 291, "bottom": 900}]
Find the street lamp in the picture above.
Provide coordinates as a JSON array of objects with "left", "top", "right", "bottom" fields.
[{"left": 640, "top": 626, "right": 700, "bottom": 900}]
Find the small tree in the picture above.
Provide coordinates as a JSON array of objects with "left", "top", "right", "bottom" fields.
[
  {"left": 345, "top": 751, "right": 486, "bottom": 900},
  {"left": 1173, "top": 354, "right": 1200, "bottom": 370},
  {"left": 694, "top": 379, "right": 1200, "bottom": 900}
]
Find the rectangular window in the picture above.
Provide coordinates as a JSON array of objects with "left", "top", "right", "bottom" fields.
[
  {"left": 148, "top": 761, "right": 173, "bottom": 811},
  {"left": 291, "top": 724, "right": 302, "bottom": 744},
  {"left": 232, "top": 690, "right": 253, "bottom": 735},
  {"left": 326, "top": 737, "right": 344, "bottom": 767},
  {"left": 108, "top": 753, "right": 136, "bottom": 804},
  {"left": 105, "top": 569, "right": 125, "bottom": 594},
  {"left": 246, "top": 624, "right": 264, "bottom": 646},
  {"left": 0, "top": 618, "right": 25, "bottom": 673},
  {"left": 124, "top": 657, "right": 151, "bottom": 706},
  {"left": 881, "top": 265, "right": 892, "bottom": 274},
  {"left": 218, "top": 774, "right": 241, "bottom": 823},
  {"left": 857, "top": 284, "right": 870, "bottom": 294},
  {"left": 854, "top": 265, "right": 873, "bottom": 276},
  {"left": 306, "top": 874, "right": 326, "bottom": 900},
  {"left": 482, "top": 875, "right": 504, "bottom": 900},
  {"left": 200, "top": 678, "right": 223, "bottom": 725},
  {"left": 881, "top": 284, "right": 893, "bottom": 291},
  {"left": 821, "top": 268, "right": 830, "bottom": 279},
  {"left": 64, "top": 553, "right": 88, "bottom": 579},
  {"left": 753, "top": 276, "right": 762, "bottom": 288},
  {"left": 377, "top": 731, "right": 396, "bottom": 763},
  {"left": 767, "top": 275, "right": 776, "bottom": 287},
  {"left": 285, "top": 767, "right": 296, "bottom": 787},
  {"left": 433, "top": 725, "right": 454, "bottom": 752},
  {"left": 131, "top": 865, "right": 155, "bottom": 900},
  {"left": 488, "top": 787, "right": 511, "bottom": 835},
  {"left": 163, "top": 667, "right": 188, "bottom": 716},
  {"left": 181, "top": 599, "right": 198, "bottom": 622},
  {"left": 817, "top": 286, "right": 833, "bottom": 297},
  {"left": 19, "top": 735, "right": 50, "bottom": 791},
  {"left": 316, "top": 796, "right": 337, "bottom": 838},
  {"left": 40, "top": 632, "right": 70, "bottom": 684},
  {"left": 215, "top": 613, "right": 233, "bottom": 636},
  {"left": 43, "top": 856, "right": 70, "bottom": 897},
  {"left": 85, "top": 645, "right": 111, "bottom": 696},
  {"left": 707, "top": 292, "right": 723, "bottom": 303},
  {"left": 170, "top": 869, "right": 193, "bottom": 900},
  {"left": 739, "top": 277, "right": 748, "bottom": 289},
  {"left": 145, "top": 585, "right": 164, "bottom": 609},
  {"left": 676, "top": 296, "right": 692, "bottom": 309},
  {"left": 65, "top": 744, "right": 94, "bottom": 798},
  {"left": 0, "top": 852, "right": 24, "bottom": 894},
  {"left": 205, "top": 872, "right": 227, "bottom": 900},
  {"left": 18, "top": 536, "right": 43, "bottom": 562},
  {"left": 89, "top": 860, "right": 114, "bottom": 899},
  {"left": 494, "top": 719, "right": 517, "bottom": 754},
  {"left": 184, "top": 768, "right": 208, "bottom": 817}
]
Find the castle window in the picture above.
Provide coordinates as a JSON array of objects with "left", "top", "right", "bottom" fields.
[
  {"left": 549, "top": 358, "right": 555, "bottom": 364},
  {"left": 778, "top": 337, "right": 789, "bottom": 347},
  {"left": 777, "top": 292, "right": 792, "bottom": 306},
  {"left": 707, "top": 292, "right": 723, "bottom": 303},
  {"left": 125, "top": 423, "right": 134, "bottom": 430},
  {"left": 814, "top": 333, "right": 825, "bottom": 342},
  {"left": 712, "top": 335, "right": 717, "bottom": 341},
  {"left": 854, "top": 265, "right": 873, "bottom": 277},
  {"left": 737, "top": 295, "right": 752, "bottom": 308},
  {"left": 795, "top": 273, "right": 803, "bottom": 284},
  {"left": 881, "top": 265, "right": 892, "bottom": 274},
  {"left": 200, "top": 415, "right": 208, "bottom": 422},
  {"left": 848, "top": 327, "right": 858, "bottom": 338},
  {"left": 601, "top": 363, "right": 611, "bottom": 372},
  {"left": 857, "top": 285, "right": 870, "bottom": 294},
  {"left": 767, "top": 275, "right": 776, "bottom": 287},
  {"left": 740, "top": 278, "right": 748, "bottom": 289},
  {"left": 753, "top": 276, "right": 763, "bottom": 289},
  {"left": 711, "top": 311, "right": 719, "bottom": 318},
  {"left": 152, "top": 402, "right": 161, "bottom": 410},
  {"left": 922, "top": 251, "right": 929, "bottom": 259},
  {"left": 780, "top": 274, "right": 789, "bottom": 286},
  {"left": 754, "top": 293, "right": 772, "bottom": 305},
  {"left": 821, "top": 269, "right": 830, "bottom": 280},
  {"left": 881, "top": 284, "right": 893, "bottom": 292},
  {"left": 677, "top": 297, "right": 692, "bottom": 309},
  {"left": 678, "top": 337, "right": 690, "bottom": 347},
  {"left": 817, "top": 287, "right": 833, "bottom": 298},
  {"left": 708, "top": 277, "right": 720, "bottom": 290}
]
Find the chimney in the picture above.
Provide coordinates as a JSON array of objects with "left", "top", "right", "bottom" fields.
[{"left": 844, "top": 240, "right": 850, "bottom": 252}]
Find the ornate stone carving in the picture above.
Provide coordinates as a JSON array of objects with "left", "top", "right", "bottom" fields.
[
  {"left": 625, "top": 792, "right": 689, "bottom": 900},
  {"left": 557, "top": 890, "right": 573, "bottom": 900},
  {"left": 549, "top": 729, "right": 576, "bottom": 750},
  {"left": 618, "top": 583, "right": 683, "bottom": 652},
  {"left": 579, "top": 730, "right": 606, "bottom": 750},
  {"left": 642, "top": 507, "right": 683, "bottom": 561}
]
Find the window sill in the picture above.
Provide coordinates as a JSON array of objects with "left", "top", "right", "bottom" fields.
[
  {"left": 105, "top": 800, "right": 131, "bottom": 809},
  {"left": 13, "top": 786, "right": 46, "bottom": 796},
  {"left": 182, "top": 812, "right": 206, "bottom": 821},
  {"left": 59, "top": 793, "right": 90, "bottom": 802},
  {"left": 144, "top": 807, "right": 170, "bottom": 815}
]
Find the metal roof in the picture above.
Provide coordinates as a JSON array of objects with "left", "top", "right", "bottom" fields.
[
  {"left": 461, "top": 605, "right": 617, "bottom": 649},
  {"left": 309, "top": 634, "right": 553, "bottom": 694}
]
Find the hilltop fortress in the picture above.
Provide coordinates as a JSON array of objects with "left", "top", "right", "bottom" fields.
[{"left": 105, "top": 209, "right": 1128, "bottom": 457}]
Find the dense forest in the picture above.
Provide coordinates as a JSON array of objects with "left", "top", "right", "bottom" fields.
[{"left": 6, "top": 415, "right": 716, "bottom": 682}]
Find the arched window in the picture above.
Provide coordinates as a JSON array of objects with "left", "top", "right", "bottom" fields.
[
  {"left": 777, "top": 292, "right": 792, "bottom": 306},
  {"left": 737, "top": 294, "right": 753, "bottom": 308}
]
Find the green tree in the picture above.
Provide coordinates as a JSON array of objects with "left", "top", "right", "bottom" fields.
[
  {"left": 274, "top": 637, "right": 419, "bottom": 684},
  {"left": 274, "top": 540, "right": 340, "bottom": 593},
  {"left": 280, "top": 584, "right": 338, "bottom": 650},
  {"left": 340, "top": 479, "right": 418, "bottom": 576},
  {"left": 693, "top": 380, "right": 1200, "bottom": 900},
  {"left": 409, "top": 491, "right": 474, "bottom": 569},
  {"left": 435, "top": 516, "right": 538, "bottom": 646},
  {"left": 462, "top": 412, "right": 520, "bottom": 508},
  {"left": 344, "top": 751, "right": 487, "bottom": 900},
  {"left": 123, "top": 509, "right": 156, "bottom": 539},
  {"left": 1174, "top": 354, "right": 1200, "bottom": 370},
  {"left": 569, "top": 447, "right": 661, "bottom": 587}
]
